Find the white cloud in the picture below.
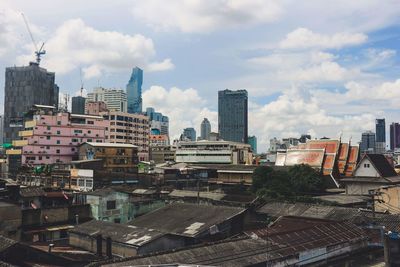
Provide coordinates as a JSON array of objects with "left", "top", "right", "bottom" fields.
[
  {"left": 280, "top": 28, "right": 367, "bottom": 50},
  {"left": 131, "top": 0, "right": 283, "bottom": 33},
  {"left": 16, "top": 18, "right": 173, "bottom": 78},
  {"left": 142, "top": 86, "right": 217, "bottom": 140}
]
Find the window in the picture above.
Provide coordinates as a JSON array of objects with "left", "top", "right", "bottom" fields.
[
  {"left": 87, "top": 121, "right": 94, "bottom": 125},
  {"left": 46, "top": 146, "right": 50, "bottom": 149},
  {"left": 71, "top": 148, "right": 75, "bottom": 151},
  {"left": 57, "top": 130, "right": 61, "bottom": 135},
  {"left": 38, "top": 156, "right": 42, "bottom": 160},
  {"left": 364, "top": 163, "right": 370, "bottom": 168},
  {"left": 78, "top": 179, "right": 85, "bottom": 186},
  {"left": 46, "top": 136, "right": 51, "bottom": 140},
  {"left": 87, "top": 139, "right": 92, "bottom": 142},
  {"left": 72, "top": 138, "right": 78, "bottom": 142},
  {"left": 57, "top": 121, "right": 61, "bottom": 125},
  {"left": 114, "top": 218, "right": 121, "bottom": 224},
  {"left": 74, "top": 130, "right": 82, "bottom": 134},
  {"left": 56, "top": 140, "right": 60, "bottom": 144},
  {"left": 106, "top": 200, "right": 116, "bottom": 210},
  {"left": 47, "top": 126, "right": 51, "bottom": 130},
  {"left": 88, "top": 130, "right": 91, "bottom": 134},
  {"left": 56, "top": 149, "right": 60, "bottom": 154},
  {"left": 46, "top": 156, "right": 50, "bottom": 159}
]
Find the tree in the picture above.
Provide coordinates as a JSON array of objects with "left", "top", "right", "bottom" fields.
[
  {"left": 288, "top": 164, "right": 326, "bottom": 194},
  {"left": 251, "top": 166, "right": 292, "bottom": 198}
]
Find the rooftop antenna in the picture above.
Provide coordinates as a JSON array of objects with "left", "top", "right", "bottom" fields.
[
  {"left": 21, "top": 13, "right": 46, "bottom": 65},
  {"left": 79, "top": 68, "right": 84, "bottom": 97}
]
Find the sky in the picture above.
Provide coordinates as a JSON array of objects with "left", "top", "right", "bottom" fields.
[{"left": 1, "top": 0, "right": 400, "bottom": 152}]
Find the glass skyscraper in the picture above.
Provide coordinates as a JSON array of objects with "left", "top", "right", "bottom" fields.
[
  {"left": 375, "top": 118, "right": 386, "bottom": 153},
  {"left": 126, "top": 67, "right": 143, "bottom": 114},
  {"left": 200, "top": 118, "right": 211, "bottom": 140},
  {"left": 390, "top": 122, "right": 400, "bottom": 151},
  {"left": 218, "top": 89, "right": 248, "bottom": 143},
  {"left": 360, "top": 131, "right": 376, "bottom": 154}
]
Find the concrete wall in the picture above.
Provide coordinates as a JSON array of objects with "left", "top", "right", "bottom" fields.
[
  {"left": 376, "top": 186, "right": 400, "bottom": 213},
  {"left": 345, "top": 182, "right": 382, "bottom": 195}
]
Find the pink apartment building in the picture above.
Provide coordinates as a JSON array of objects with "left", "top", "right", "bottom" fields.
[{"left": 20, "top": 113, "right": 107, "bottom": 165}]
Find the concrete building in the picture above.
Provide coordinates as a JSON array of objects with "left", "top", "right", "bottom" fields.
[
  {"left": 101, "top": 111, "right": 150, "bottom": 161},
  {"left": 360, "top": 131, "right": 376, "bottom": 154},
  {"left": 375, "top": 118, "right": 386, "bottom": 153},
  {"left": 145, "top": 107, "right": 169, "bottom": 136},
  {"left": 341, "top": 154, "right": 400, "bottom": 195},
  {"left": 71, "top": 96, "right": 86, "bottom": 115},
  {"left": 218, "top": 89, "right": 248, "bottom": 143},
  {"left": 14, "top": 107, "right": 106, "bottom": 166},
  {"left": 85, "top": 188, "right": 131, "bottom": 223},
  {"left": 85, "top": 101, "right": 108, "bottom": 115},
  {"left": 0, "top": 115, "right": 3, "bottom": 145},
  {"left": 390, "top": 122, "right": 400, "bottom": 151},
  {"left": 3, "top": 62, "right": 59, "bottom": 143},
  {"left": 150, "top": 146, "right": 175, "bottom": 164},
  {"left": 86, "top": 87, "right": 127, "bottom": 113},
  {"left": 248, "top": 135, "right": 257, "bottom": 154},
  {"left": 182, "top": 127, "right": 196, "bottom": 141},
  {"left": 149, "top": 135, "right": 169, "bottom": 146},
  {"left": 200, "top": 118, "right": 211, "bottom": 140},
  {"left": 126, "top": 67, "right": 143, "bottom": 114},
  {"left": 78, "top": 142, "right": 138, "bottom": 173},
  {"left": 175, "top": 140, "right": 253, "bottom": 164}
]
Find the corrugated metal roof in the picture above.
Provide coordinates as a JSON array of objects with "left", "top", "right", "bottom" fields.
[{"left": 84, "top": 142, "right": 137, "bottom": 148}]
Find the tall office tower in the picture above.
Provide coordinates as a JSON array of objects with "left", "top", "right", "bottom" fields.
[
  {"left": 126, "top": 67, "right": 143, "bottom": 114},
  {"left": 375, "top": 118, "right": 386, "bottom": 153},
  {"left": 86, "top": 87, "right": 127, "bottom": 112},
  {"left": 360, "top": 131, "right": 376, "bottom": 154},
  {"left": 71, "top": 96, "right": 86, "bottom": 114},
  {"left": 200, "top": 118, "right": 211, "bottom": 140},
  {"left": 0, "top": 115, "right": 3, "bottom": 145},
  {"left": 3, "top": 62, "right": 58, "bottom": 143},
  {"left": 145, "top": 107, "right": 169, "bottom": 136},
  {"left": 218, "top": 89, "right": 248, "bottom": 143},
  {"left": 390, "top": 122, "right": 400, "bottom": 151},
  {"left": 182, "top": 127, "right": 196, "bottom": 141},
  {"left": 248, "top": 135, "right": 257, "bottom": 154}
]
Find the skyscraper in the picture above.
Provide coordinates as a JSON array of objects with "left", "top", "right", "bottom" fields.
[
  {"left": 3, "top": 62, "right": 58, "bottom": 143},
  {"left": 71, "top": 96, "right": 86, "bottom": 114},
  {"left": 248, "top": 135, "right": 257, "bottom": 154},
  {"left": 375, "top": 118, "right": 386, "bottom": 153},
  {"left": 360, "top": 131, "right": 375, "bottom": 154},
  {"left": 218, "top": 89, "right": 248, "bottom": 143},
  {"left": 86, "top": 87, "right": 127, "bottom": 112},
  {"left": 126, "top": 67, "right": 143, "bottom": 114},
  {"left": 145, "top": 107, "right": 169, "bottom": 136},
  {"left": 200, "top": 118, "right": 211, "bottom": 140},
  {"left": 182, "top": 127, "right": 196, "bottom": 141},
  {"left": 390, "top": 122, "right": 400, "bottom": 151}
]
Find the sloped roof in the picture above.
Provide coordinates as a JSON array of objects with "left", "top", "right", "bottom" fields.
[
  {"left": 128, "top": 203, "right": 245, "bottom": 237},
  {"left": 19, "top": 187, "right": 45, "bottom": 197},
  {"left": 364, "top": 154, "right": 397, "bottom": 177},
  {"left": 0, "top": 235, "right": 17, "bottom": 252},
  {"left": 70, "top": 220, "right": 165, "bottom": 247}
]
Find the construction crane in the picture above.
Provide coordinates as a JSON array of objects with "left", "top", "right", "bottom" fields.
[
  {"left": 21, "top": 13, "right": 46, "bottom": 65},
  {"left": 80, "top": 68, "right": 84, "bottom": 96}
]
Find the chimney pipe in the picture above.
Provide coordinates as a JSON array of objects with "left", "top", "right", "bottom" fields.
[
  {"left": 48, "top": 243, "right": 54, "bottom": 253},
  {"left": 96, "top": 234, "right": 103, "bottom": 257},
  {"left": 75, "top": 214, "right": 79, "bottom": 225},
  {"left": 106, "top": 237, "right": 112, "bottom": 259}
]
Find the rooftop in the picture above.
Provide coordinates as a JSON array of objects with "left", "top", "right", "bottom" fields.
[
  {"left": 168, "top": 190, "right": 226, "bottom": 201},
  {"left": 128, "top": 203, "right": 245, "bottom": 237},
  {"left": 0, "top": 235, "right": 17, "bottom": 252},
  {"left": 70, "top": 220, "right": 165, "bottom": 247},
  {"left": 360, "top": 154, "right": 398, "bottom": 177},
  {"left": 19, "top": 187, "right": 45, "bottom": 198},
  {"left": 313, "top": 194, "right": 370, "bottom": 205}
]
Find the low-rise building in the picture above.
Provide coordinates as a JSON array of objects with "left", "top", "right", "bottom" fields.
[
  {"left": 69, "top": 220, "right": 184, "bottom": 258},
  {"left": 149, "top": 134, "right": 169, "bottom": 146},
  {"left": 85, "top": 188, "right": 131, "bottom": 223},
  {"left": 175, "top": 140, "right": 252, "bottom": 164},
  {"left": 101, "top": 111, "right": 150, "bottom": 161},
  {"left": 150, "top": 145, "right": 175, "bottom": 164},
  {"left": 341, "top": 154, "right": 400, "bottom": 195},
  {"left": 78, "top": 142, "right": 139, "bottom": 173},
  {"left": 85, "top": 101, "right": 108, "bottom": 115}
]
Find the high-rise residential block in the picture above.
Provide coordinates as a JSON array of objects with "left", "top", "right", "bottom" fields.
[
  {"left": 200, "top": 118, "right": 211, "bottom": 140},
  {"left": 100, "top": 111, "right": 150, "bottom": 161},
  {"left": 85, "top": 101, "right": 108, "bottom": 115},
  {"left": 86, "top": 87, "right": 127, "bottom": 113},
  {"left": 360, "top": 131, "right": 375, "bottom": 154},
  {"left": 3, "top": 62, "right": 59, "bottom": 143},
  {"left": 218, "top": 89, "right": 248, "bottom": 143},
  {"left": 71, "top": 96, "right": 86, "bottom": 114},
  {"left": 375, "top": 118, "right": 386, "bottom": 153},
  {"left": 16, "top": 109, "right": 106, "bottom": 166},
  {"left": 126, "top": 67, "right": 143, "bottom": 114},
  {"left": 145, "top": 107, "right": 169, "bottom": 136},
  {"left": 182, "top": 127, "right": 196, "bottom": 141},
  {"left": 248, "top": 135, "right": 257, "bottom": 154},
  {"left": 390, "top": 122, "right": 400, "bottom": 151}
]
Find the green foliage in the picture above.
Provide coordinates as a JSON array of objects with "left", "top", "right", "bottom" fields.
[{"left": 252, "top": 164, "right": 328, "bottom": 200}]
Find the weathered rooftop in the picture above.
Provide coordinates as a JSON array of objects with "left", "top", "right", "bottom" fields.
[
  {"left": 70, "top": 220, "right": 165, "bottom": 247},
  {"left": 128, "top": 203, "right": 246, "bottom": 237},
  {"left": 19, "top": 187, "right": 45, "bottom": 198},
  {"left": 168, "top": 190, "right": 226, "bottom": 201},
  {"left": 0, "top": 235, "right": 17, "bottom": 253},
  {"left": 313, "top": 194, "right": 369, "bottom": 205}
]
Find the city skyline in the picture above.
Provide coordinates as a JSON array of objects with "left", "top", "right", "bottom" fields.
[{"left": 1, "top": 1, "right": 400, "bottom": 151}]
